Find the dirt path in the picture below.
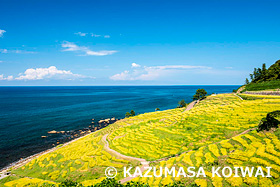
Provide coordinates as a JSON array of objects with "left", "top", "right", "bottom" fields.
[
  {"left": 234, "top": 93, "right": 244, "bottom": 100},
  {"left": 184, "top": 100, "right": 199, "bottom": 112},
  {"left": 102, "top": 126, "right": 257, "bottom": 183},
  {"left": 0, "top": 173, "right": 9, "bottom": 180},
  {"left": 102, "top": 134, "right": 149, "bottom": 183},
  {"left": 236, "top": 127, "right": 257, "bottom": 136}
]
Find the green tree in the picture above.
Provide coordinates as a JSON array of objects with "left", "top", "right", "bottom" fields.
[
  {"left": 178, "top": 99, "right": 186, "bottom": 108},
  {"left": 125, "top": 112, "right": 132, "bottom": 118},
  {"left": 193, "top": 89, "right": 207, "bottom": 100},
  {"left": 130, "top": 110, "right": 136, "bottom": 116},
  {"left": 266, "top": 60, "right": 280, "bottom": 81},
  {"left": 125, "top": 110, "right": 136, "bottom": 118},
  {"left": 245, "top": 78, "right": 250, "bottom": 85},
  {"left": 247, "top": 60, "right": 280, "bottom": 83},
  {"left": 261, "top": 63, "right": 267, "bottom": 77}
]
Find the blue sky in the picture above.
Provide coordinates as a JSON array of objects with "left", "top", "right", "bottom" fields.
[{"left": 0, "top": 0, "right": 280, "bottom": 85}]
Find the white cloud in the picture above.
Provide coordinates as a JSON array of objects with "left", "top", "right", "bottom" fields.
[
  {"left": 6, "top": 75, "right": 13, "bottom": 80},
  {"left": 0, "top": 49, "right": 8, "bottom": 53},
  {"left": 91, "top": 33, "right": 101, "bottom": 37},
  {"left": 74, "top": 32, "right": 87, "bottom": 36},
  {"left": 0, "top": 74, "right": 13, "bottom": 81},
  {"left": 110, "top": 63, "right": 211, "bottom": 81},
  {"left": 61, "top": 42, "right": 86, "bottom": 51},
  {"left": 85, "top": 50, "right": 117, "bottom": 56},
  {"left": 0, "top": 29, "right": 6, "bottom": 37},
  {"left": 0, "top": 49, "right": 35, "bottom": 54},
  {"left": 0, "top": 66, "right": 92, "bottom": 81},
  {"left": 14, "top": 50, "right": 35, "bottom": 54},
  {"left": 14, "top": 66, "right": 86, "bottom": 80},
  {"left": 153, "top": 65, "right": 211, "bottom": 70},
  {"left": 61, "top": 41, "right": 117, "bottom": 56},
  {"left": 110, "top": 70, "right": 132, "bottom": 81},
  {"left": 131, "top": 63, "right": 141, "bottom": 68},
  {"left": 91, "top": 33, "right": 110, "bottom": 38}
]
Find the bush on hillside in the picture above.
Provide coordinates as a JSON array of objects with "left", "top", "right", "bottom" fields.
[
  {"left": 257, "top": 110, "right": 280, "bottom": 132},
  {"left": 125, "top": 110, "right": 136, "bottom": 118},
  {"left": 177, "top": 99, "right": 186, "bottom": 108},
  {"left": 38, "top": 178, "right": 193, "bottom": 187}
]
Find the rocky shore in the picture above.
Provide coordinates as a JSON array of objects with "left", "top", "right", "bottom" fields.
[
  {"left": 0, "top": 117, "right": 120, "bottom": 173},
  {"left": 43, "top": 117, "right": 120, "bottom": 146}
]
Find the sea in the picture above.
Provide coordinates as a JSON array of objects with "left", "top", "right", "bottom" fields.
[{"left": 0, "top": 85, "right": 239, "bottom": 169}]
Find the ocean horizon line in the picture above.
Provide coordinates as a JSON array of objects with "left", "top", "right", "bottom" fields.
[{"left": 0, "top": 84, "right": 241, "bottom": 87}]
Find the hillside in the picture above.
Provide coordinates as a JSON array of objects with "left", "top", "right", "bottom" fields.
[
  {"left": 240, "top": 60, "right": 280, "bottom": 92},
  {"left": 243, "top": 80, "right": 280, "bottom": 92},
  {"left": 1, "top": 93, "right": 280, "bottom": 186}
]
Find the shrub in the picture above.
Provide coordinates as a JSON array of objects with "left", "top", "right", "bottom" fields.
[
  {"left": 257, "top": 110, "right": 280, "bottom": 132},
  {"left": 177, "top": 100, "right": 186, "bottom": 108},
  {"left": 125, "top": 110, "right": 136, "bottom": 118},
  {"left": 125, "top": 112, "right": 132, "bottom": 118},
  {"left": 59, "top": 180, "right": 83, "bottom": 187}
]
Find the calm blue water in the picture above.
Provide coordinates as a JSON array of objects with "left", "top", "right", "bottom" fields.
[{"left": 0, "top": 86, "right": 239, "bottom": 168}]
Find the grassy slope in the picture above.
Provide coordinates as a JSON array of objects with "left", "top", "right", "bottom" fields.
[
  {"left": 238, "top": 94, "right": 280, "bottom": 100},
  {"left": 242, "top": 80, "right": 280, "bottom": 92},
  {"left": 1, "top": 94, "right": 280, "bottom": 186}
]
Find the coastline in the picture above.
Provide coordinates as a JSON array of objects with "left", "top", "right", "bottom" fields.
[
  {"left": 0, "top": 86, "right": 238, "bottom": 170},
  {"left": 0, "top": 117, "right": 119, "bottom": 174}
]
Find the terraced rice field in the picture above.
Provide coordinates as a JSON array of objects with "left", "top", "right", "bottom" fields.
[
  {"left": 1, "top": 93, "right": 280, "bottom": 186},
  {"left": 108, "top": 94, "right": 280, "bottom": 160},
  {"left": 132, "top": 130, "right": 280, "bottom": 186},
  {"left": 2, "top": 133, "right": 140, "bottom": 186}
]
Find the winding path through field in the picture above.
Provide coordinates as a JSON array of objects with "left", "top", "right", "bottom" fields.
[
  {"left": 184, "top": 100, "right": 199, "bottom": 112},
  {"left": 102, "top": 134, "right": 150, "bottom": 183},
  {"left": 234, "top": 93, "right": 244, "bottom": 100}
]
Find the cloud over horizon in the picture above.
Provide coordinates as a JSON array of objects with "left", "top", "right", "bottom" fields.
[
  {"left": 61, "top": 41, "right": 117, "bottom": 56},
  {"left": 110, "top": 63, "right": 212, "bottom": 81},
  {"left": 0, "top": 74, "right": 13, "bottom": 81},
  {"left": 0, "top": 66, "right": 89, "bottom": 81}
]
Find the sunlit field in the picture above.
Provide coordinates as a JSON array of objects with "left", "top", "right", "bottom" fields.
[
  {"left": 109, "top": 94, "right": 280, "bottom": 160},
  {"left": 132, "top": 130, "right": 280, "bottom": 186},
  {"left": 2, "top": 94, "right": 280, "bottom": 186}
]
